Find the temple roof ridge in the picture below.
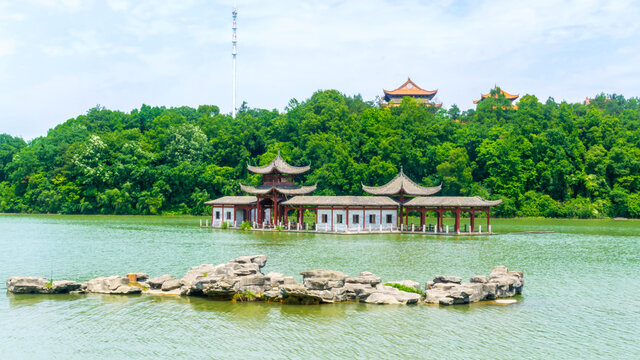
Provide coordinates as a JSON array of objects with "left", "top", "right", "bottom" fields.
[
  {"left": 383, "top": 77, "right": 438, "bottom": 97},
  {"left": 473, "top": 85, "right": 519, "bottom": 104},
  {"left": 247, "top": 149, "right": 311, "bottom": 175},
  {"left": 362, "top": 168, "right": 442, "bottom": 196}
]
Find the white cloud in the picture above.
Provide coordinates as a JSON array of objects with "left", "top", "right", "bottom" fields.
[
  {"left": 0, "top": 39, "right": 15, "bottom": 56},
  {"left": 31, "top": 0, "right": 85, "bottom": 11}
]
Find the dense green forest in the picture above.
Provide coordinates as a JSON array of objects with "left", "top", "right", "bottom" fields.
[{"left": 0, "top": 90, "right": 639, "bottom": 218}]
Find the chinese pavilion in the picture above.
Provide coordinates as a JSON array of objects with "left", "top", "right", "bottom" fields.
[
  {"left": 240, "top": 150, "right": 316, "bottom": 225},
  {"left": 205, "top": 151, "right": 502, "bottom": 234},
  {"left": 382, "top": 78, "right": 441, "bottom": 108},
  {"left": 474, "top": 86, "right": 519, "bottom": 108}
]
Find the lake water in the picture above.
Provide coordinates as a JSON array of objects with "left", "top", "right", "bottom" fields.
[{"left": 1, "top": 215, "right": 638, "bottom": 359}]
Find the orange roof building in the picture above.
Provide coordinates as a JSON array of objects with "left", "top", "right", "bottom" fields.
[
  {"left": 382, "top": 78, "right": 441, "bottom": 108},
  {"left": 474, "top": 86, "right": 519, "bottom": 105}
]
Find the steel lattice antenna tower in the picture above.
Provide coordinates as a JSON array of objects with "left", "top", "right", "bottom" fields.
[{"left": 231, "top": 1, "right": 238, "bottom": 118}]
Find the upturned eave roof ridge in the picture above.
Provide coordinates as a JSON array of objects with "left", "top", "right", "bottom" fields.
[
  {"left": 383, "top": 77, "right": 438, "bottom": 96},
  {"left": 362, "top": 167, "right": 442, "bottom": 196},
  {"left": 246, "top": 149, "right": 311, "bottom": 175}
]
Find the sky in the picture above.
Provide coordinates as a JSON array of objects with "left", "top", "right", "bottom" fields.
[{"left": 1, "top": 0, "right": 639, "bottom": 140}]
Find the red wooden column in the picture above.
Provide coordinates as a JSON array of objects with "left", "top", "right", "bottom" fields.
[
  {"left": 315, "top": 207, "right": 318, "bottom": 225},
  {"left": 420, "top": 209, "right": 425, "bottom": 228},
  {"left": 346, "top": 206, "right": 350, "bottom": 230},
  {"left": 405, "top": 209, "right": 409, "bottom": 227},
  {"left": 487, "top": 208, "right": 491, "bottom": 232},
  {"left": 272, "top": 194, "right": 277, "bottom": 225},
  {"left": 470, "top": 210, "right": 475, "bottom": 232},
  {"left": 437, "top": 210, "right": 443, "bottom": 232},
  {"left": 298, "top": 206, "right": 303, "bottom": 224},
  {"left": 454, "top": 208, "right": 460, "bottom": 233},
  {"left": 284, "top": 207, "right": 288, "bottom": 224}
]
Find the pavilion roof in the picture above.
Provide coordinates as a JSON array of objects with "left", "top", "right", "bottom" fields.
[
  {"left": 383, "top": 78, "right": 438, "bottom": 98},
  {"left": 204, "top": 196, "right": 257, "bottom": 206},
  {"left": 247, "top": 150, "right": 310, "bottom": 175},
  {"left": 403, "top": 196, "right": 502, "bottom": 207},
  {"left": 362, "top": 168, "right": 441, "bottom": 196},
  {"left": 240, "top": 183, "right": 317, "bottom": 196},
  {"left": 281, "top": 196, "right": 399, "bottom": 207},
  {"left": 473, "top": 86, "right": 519, "bottom": 104}
]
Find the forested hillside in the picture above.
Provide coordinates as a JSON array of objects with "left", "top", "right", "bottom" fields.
[{"left": 1, "top": 90, "right": 638, "bottom": 218}]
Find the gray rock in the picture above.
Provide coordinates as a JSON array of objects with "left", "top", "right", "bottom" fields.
[
  {"left": 280, "top": 283, "right": 323, "bottom": 305},
  {"left": 6, "top": 276, "right": 49, "bottom": 294},
  {"left": 424, "top": 281, "right": 435, "bottom": 290},
  {"left": 365, "top": 292, "right": 401, "bottom": 305},
  {"left": 161, "top": 279, "right": 182, "bottom": 291},
  {"left": 470, "top": 275, "right": 488, "bottom": 283},
  {"left": 363, "top": 285, "right": 421, "bottom": 305},
  {"left": 300, "top": 269, "right": 348, "bottom": 281},
  {"left": 301, "top": 269, "right": 349, "bottom": 291},
  {"left": 51, "top": 280, "right": 82, "bottom": 293},
  {"left": 131, "top": 273, "right": 149, "bottom": 281},
  {"left": 180, "top": 264, "right": 219, "bottom": 295},
  {"left": 345, "top": 272, "right": 382, "bottom": 287},
  {"left": 147, "top": 274, "right": 173, "bottom": 289},
  {"left": 438, "top": 297, "right": 454, "bottom": 305},
  {"left": 424, "top": 288, "right": 451, "bottom": 304},
  {"left": 229, "top": 255, "right": 267, "bottom": 269},
  {"left": 86, "top": 276, "right": 141, "bottom": 295},
  {"left": 488, "top": 266, "right": 524, "bottom": 298},
  {"left": 433, "top": 275, "right": 462, "bottom": 284}
]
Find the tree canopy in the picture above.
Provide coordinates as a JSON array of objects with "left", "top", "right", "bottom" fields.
[{"left": 1, "top": 90, "right": 638, "bottom": 218}]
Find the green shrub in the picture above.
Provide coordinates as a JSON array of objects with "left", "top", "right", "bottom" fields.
[
  {"left": 240, "top": 221, "right": 252, "bottom": 231},
  {"left": 384, "top": 282, "right": 424, "bottom": 295},
  {"left": 221, "top": 221, "right": 228, "bottom": 229}
]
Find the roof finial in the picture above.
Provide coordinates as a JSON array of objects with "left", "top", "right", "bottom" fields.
[
  {"left": 400, "top": 166, "right": 404, "bottom": 175},
  {"left": 277, "top": 148, "right": 281, "bottom": 157}
]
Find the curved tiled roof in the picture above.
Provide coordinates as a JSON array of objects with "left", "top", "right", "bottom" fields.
[
  {"left": 403, "top": 196, "right": 502, "bottom": 207},
  {"left": 473, "top": 86, "right": 519, "bottom": 104},
  {"left": 247, "top": 150, "right": 310, "bottom": 175},
  {"left": 362, "top": 168, "right": 441, "bottom": 196},
  {"left": 204, "top": 196, "right": 257, "bottom": 206},
  {"left": 281, "top": 196, "right": 399, "bottom": 207},
  {"left": 383, "top": 78, "right": 438, "bottom": 97},
  {"left": 240, "top": 183, "right": 317, "bottom": 195}
]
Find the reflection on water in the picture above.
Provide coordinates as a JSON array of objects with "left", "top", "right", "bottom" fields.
[{"left": 0, "top": 215, "right": 639, "bottom": 358}]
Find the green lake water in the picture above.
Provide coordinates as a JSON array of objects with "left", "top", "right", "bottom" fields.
[{"left": 1, "top": 215, "right": 638, "bottom": 359}]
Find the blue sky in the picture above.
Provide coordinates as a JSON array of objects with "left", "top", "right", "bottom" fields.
[{"left": 1, "top": 0, "right": 639, "bottom": 139}]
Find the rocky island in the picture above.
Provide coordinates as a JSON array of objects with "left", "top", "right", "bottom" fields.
[{"left": 6, "top": 255, "right": 523, "bottom": 306}]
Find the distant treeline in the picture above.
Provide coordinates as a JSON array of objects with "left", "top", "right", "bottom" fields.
[{"left": 0, "top": 90, "right": 638, "bottom": 218}]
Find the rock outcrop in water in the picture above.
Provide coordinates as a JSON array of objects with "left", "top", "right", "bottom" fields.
[{"left": 5, "top": 255, "right": 523, "bottom": 305}]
